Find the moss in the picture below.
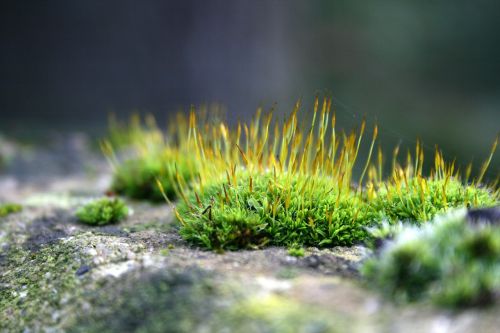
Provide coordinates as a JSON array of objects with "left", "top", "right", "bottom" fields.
[
  {"left": 177, "top": 171, "right": 379, "bottom": 251},
  {"left": 66, "top": 269, "right": 342, "bottom": 333},
  {"left": 111, "top": 152, "right": 194, "bottom": 202},
  {"left": 0, "top": 203, "right": 22, "bottom": 218},
  {"left": 104, "top": 114, "right": 197, "bottom": 202},
  {"left": 177, "top": 174, "right": 498, "bottom": 252},
  {"left": 362, "top": 209, "right": 500, "bottom": 308},
  {"left": 211, "top": 295, "right": 341, "bottom": 333},
  {"left": 0, "top": 231, "right": 150, "bottom": 331},
  {"left": 363, "top": 239, "right": 440, "bottom": 301},
  {"left": 107, "top": 99, "right": 498, "bottom": 253},
  {"left": 0, "top": 240, "right": 88, "bottom": 331},
  {"left": 76, "top": 198, "right": 128, "bottom": 226},
  {"left": 287, "top": 247, "right": 305, "bottom": 257},
  {"left": 159, "top": 248, "right": 170, "bottom": 256},
  {"left": 177, "top": 170, "right": 497, "bottom": 252},
  {"left": 67, "top": 269, "right": 223, "bottom": 333},
  {"left": 373, "top": 178, "right": 498, "bottom": 224}
]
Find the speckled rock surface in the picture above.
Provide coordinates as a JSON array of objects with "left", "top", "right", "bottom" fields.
[{"left": 1, "top": 136, "right": 499, "bottom": 332}]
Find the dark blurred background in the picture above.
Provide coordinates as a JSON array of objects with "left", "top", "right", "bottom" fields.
[{"left": 1, "top": 0, "right": 499, "bottom": 173}]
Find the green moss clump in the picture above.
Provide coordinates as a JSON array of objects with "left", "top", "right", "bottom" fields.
[
  {"left": 175, "top": 171, "right": 499, "bottom": 252},
  {"left": 111, "top": 152, "right": 194, "bottom": 202},
  {"left": 176, "top": 167, "right": 498, "bottom": 252},
  {"left": 76, "top": 198, "right": 129, "bottom": 226},
  {"left": 0, "top": 203, "right": 22, "bottom": 217},
  {"left": 287, "top": 247, "right": 305, "bottom": 257},
  {"left": 177, "top": 171, "right": 379, "bottom": 251},
  {"left": 362, "top": 209, "right": 500, "bottom": 308},
  {"left": 111, "top": 156, "right": 168, "bottom": 202},
  {"left": 373, "top": 178, "right": 498, "bottom": 224},
  {"left": 103, "top": 113, "right": 198, "bottom": 202}
]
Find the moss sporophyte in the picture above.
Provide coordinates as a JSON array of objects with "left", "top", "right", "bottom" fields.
[{"left": 104, "top": 97, "right": 499, "bottom": 251}]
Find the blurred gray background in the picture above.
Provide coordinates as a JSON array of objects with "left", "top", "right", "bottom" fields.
[{"left": 1, "top": 0, "right": 499, "bottom": 174}]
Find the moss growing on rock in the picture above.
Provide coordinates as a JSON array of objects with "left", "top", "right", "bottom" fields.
[
  {"left": 211, "top": 295, "right": 341, "bottom": 333},
  {"left": 68, "top": 269, "right": 342, "bottom": 333},
  {"left": 287, "top": 247, "right": 306, "bottom": 257},
  {"left": 362, "top": 208, "right": 500, "bottom": 308},
  {"left": 175, "top": 98, "right": 383, "bottom": 250},
  {"left": 0, "top": 240, "right": 88, "bottom": 331},
  {"left": 105, "top": 98, "right": 497, "bottom": 252},
  {"left": 68, "top": 268, "right": 222, "bottom": 333},
  {"left": 102, "top": 114, "right": 198, "bottom": 202},
  {"left": 174, "top": 99, "right": 498, "bottom": 251},
  {"left": 371, "top": 174, "right": 498, "bottom": 224},
  {"left": 0, "top": 203, "right": 22, "bottom": 218},
  {"left": 111, "top": 152, "right": 194, "bottom": 202},
  {"left": 177, "top": 171, "right": 379, "bottom": 251},
  {"left": 76, "top": 198, "right": 128, "bottom": 226},
  {"left": 0, "top": 229, "right": 150, "bottom": 332}
]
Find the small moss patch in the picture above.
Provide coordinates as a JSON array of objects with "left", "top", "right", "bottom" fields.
[
  {"left": 76, "top": 198, "right": 128, "bottom": 226},
  {"left": 288, "top": 247, "right": 305, "bottom": 257},
  {"left": 0, "top": 203, "right": 22, "bottom": 218}
]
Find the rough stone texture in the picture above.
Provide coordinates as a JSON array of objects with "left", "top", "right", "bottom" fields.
[{"left": 1, "top": 135, "right": 499, "bottom": 332}]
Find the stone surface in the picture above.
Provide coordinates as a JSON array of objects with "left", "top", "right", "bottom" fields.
[{"left": 0, "top": 135, "right": 499, "bottom": 332}]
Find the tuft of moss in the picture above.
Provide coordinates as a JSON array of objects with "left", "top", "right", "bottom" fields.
[
  {"left": 362, "top": 208, "right": 500, "bottom": 308},
  {"left": 177, "top": 171, "right": 379, "bottom": 251},
  {"left": 373, "top": 178, "right": 498, "bottom": 224},
  {"left": 76, "top": 198, "right": 129, "bottom": 226},
  {"left": 111, "top": 152, "right": 194, "bottom": 202},
  {"left": 0, "top": 203, "right": 22, "bottom": 218},
  {"left": 287, "top": 247, "right": 305, "bottom": 257},
  {"left": 102, "top": 113, "right": 202, "bottom": 202}
]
